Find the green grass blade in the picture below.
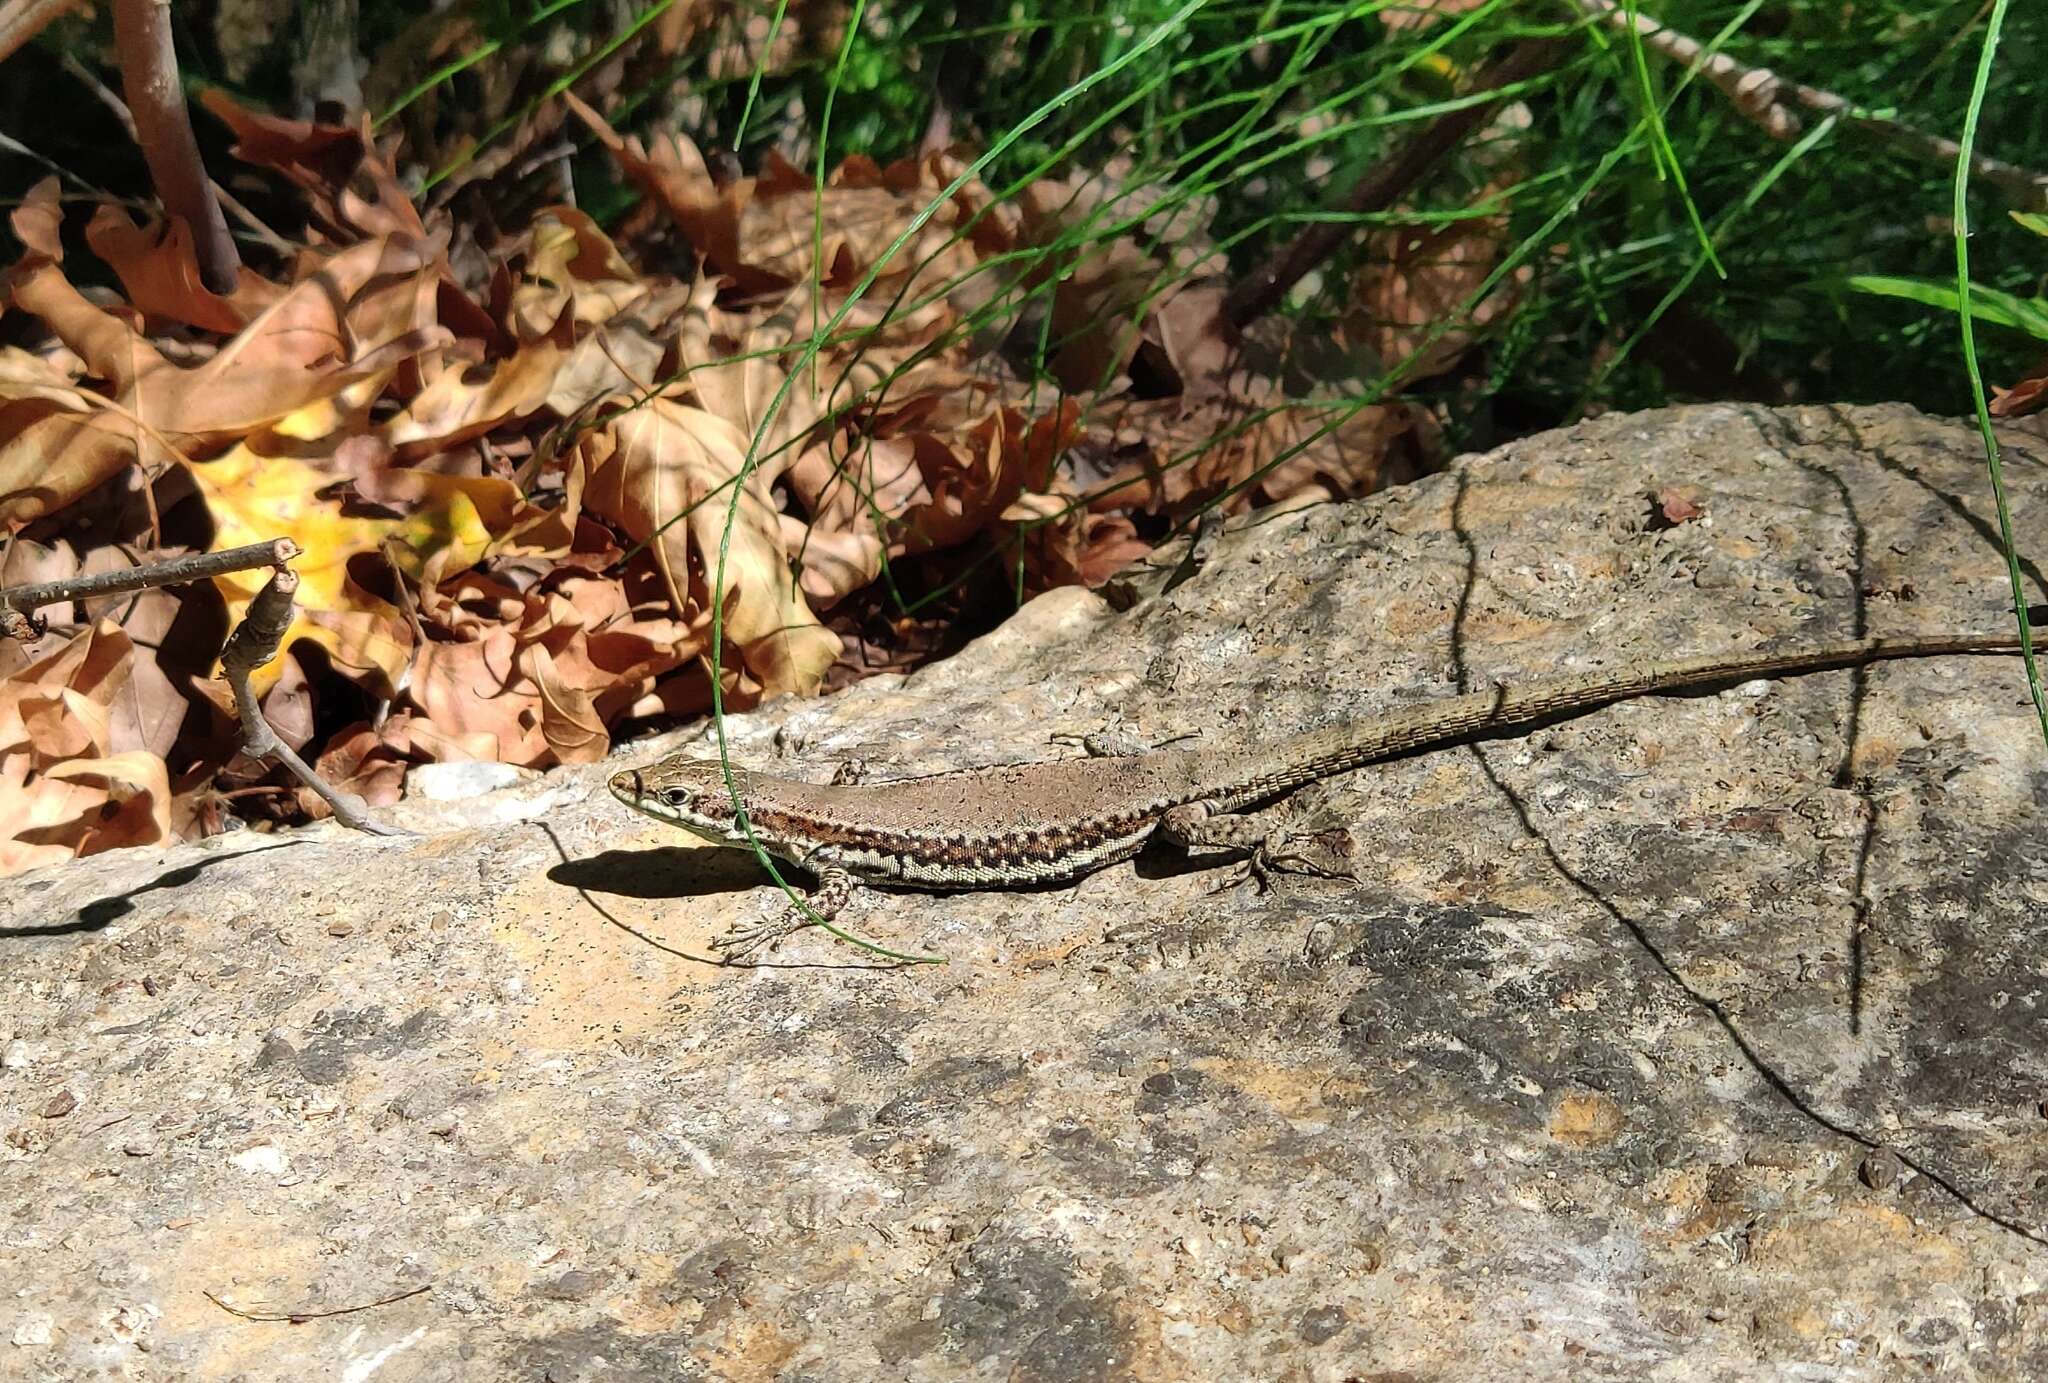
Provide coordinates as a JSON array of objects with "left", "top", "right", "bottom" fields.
[{"left": 1952, "top": 0, "right": 2048, "bottom": 750}]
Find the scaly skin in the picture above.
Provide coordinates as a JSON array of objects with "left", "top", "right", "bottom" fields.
[{"left": 611, "top": 629, "right": 2035, "bottom": 957}]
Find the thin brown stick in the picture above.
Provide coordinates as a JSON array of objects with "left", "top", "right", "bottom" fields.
[
  {"left": 111, "top": 0, "right": 241, "bottom": 294},
  {"left": 1221, "top": 39, "right": 1563, "bottom": 330},
  {"left": 59, "top": 53, "right": 296, "bottom": 254},
  {"left": 203, "top": 1282, "right": 431, "bottom": 1324},
  {"left": 0, "top": 538, "right": 303, "bottom": 640},
  {"left": 220, "top": 565, "right": 409, "bottom": 837},
  {"left": 1572, "top": 0, "right": 2048, "bottom": 211}
]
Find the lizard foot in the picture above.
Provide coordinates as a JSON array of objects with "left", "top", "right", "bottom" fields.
[
  {"left": 1213, "top": 828, "right": 1359, "bottom": 894},
  {"left": 709, "top": 910, "right": 812, "bottom": 961},
  {"left": 708, "top": 865, "right": 856, "bottom": 963}
]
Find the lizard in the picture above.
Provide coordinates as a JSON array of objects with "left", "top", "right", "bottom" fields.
[{"left": 610, "top": 627, "right": 2040, "bottom": 959}]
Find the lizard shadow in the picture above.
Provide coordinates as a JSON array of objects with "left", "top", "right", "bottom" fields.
[
  {"left": 1823, "top": 402, "right": 2048, "bottom": 594},
  {"left": 557, "top": 841, "right": 1230, "bottom": 900},
  {"left": 545, "top": 833, "right": 926, "bottom": 970},
  {"left": 550, "top": 845, "right": 771, "bottom": 901},
  {"left": 1760, "top": 404, "right": 2048, "bottom": 1036}
]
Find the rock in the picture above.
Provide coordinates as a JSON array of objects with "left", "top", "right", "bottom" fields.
[
  {"left": 406, "top": 760, "right": 537, "bottom": 801},
  {"left": 2, "top": 404, "right": 2045, "bottom": 1377},
  {"left": 533, "top": 1270, "right": 605, "bottom": 1302},
  {"left": 1550, "top": 1091, "right": 1626, "bottom": 1148},
  {"left": 231, "top": 1144, "right": 289, "bottom": 1177}
]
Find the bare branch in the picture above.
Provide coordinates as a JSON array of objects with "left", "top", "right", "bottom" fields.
[
  {"left": 0, "top": 0, "right": 87, "bottom": 65},
  {"left": 0, "top": 539, "right": 304, "bottom": 639},
  {"left": 111, "top": 0, "right": 242, "bottom": 293},
  {"left": 59, "top": 52, "right": 296, "bottom": 254},
  {"left": 219, "top": 565, "right": 410, "bottom": 838},
  {"left": 1572, "top": 0, "right": 2048, "bottom": 211}
]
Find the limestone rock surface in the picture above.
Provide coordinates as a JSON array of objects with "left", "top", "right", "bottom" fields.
[{"left": 4, "top": 403, "right": 2047, "bottom": 1380}]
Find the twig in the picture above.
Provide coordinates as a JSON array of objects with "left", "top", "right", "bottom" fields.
[
  {"left": 111, "top": 0, "right": 241, "bottom": 293},
  {"left": 0, "top": 128, "right": 115, "bottom": 200},
  {"left": 220, "top": 565, "right": 410, "bottom": 837},
  {"left": 1222, "top": 39, "right": 1563, "bottom": 330},
  {"left": 1572, "top": 0, "right": 2048, "bottom": 211},
  {"left": 204, "top": 1282, "right": 431, "bottom": 1324},
  {"left": 59, "top": 53, "right": 295, "bottom": 255},
  {"left": 0, "top": 538, "right": 303, "bottom": 641}
]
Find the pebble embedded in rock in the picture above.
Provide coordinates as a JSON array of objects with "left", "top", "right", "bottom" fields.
[{"left": 534, "top": 1270, "right": 604, "bottom": 1302}]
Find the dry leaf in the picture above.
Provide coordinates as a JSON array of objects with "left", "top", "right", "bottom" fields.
[
  {"left": 506, "top": 210, "right": 649, "bottom": 339},
  {"left": 85, "top": 205, "right": 287, "bottom": 334},
  {"left": 569, "top": 397, "right": 839, "bottom": 697},
  {"left": 3, "top": 191, "right": 451, "bottom": 529},
  {"left": 1343, "top": 209, "right": 1528, "bottom": 385},
  {"left": 1992, "top": 358, "right": 2048, "bottom": 418},
  {"left": 1, "top": 623, "right": 171, "bottom": 877}
]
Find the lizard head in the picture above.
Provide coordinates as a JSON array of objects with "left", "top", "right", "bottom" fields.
[{"left": 609, "top": 758, "right": 753, "bottom": 845}]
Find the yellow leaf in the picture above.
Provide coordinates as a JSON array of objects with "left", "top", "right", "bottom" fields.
[{"left": 186, "top": 445, "right": 428, "bottom": 693}]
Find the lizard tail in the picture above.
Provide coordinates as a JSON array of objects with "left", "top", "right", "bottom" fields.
[{"left": 1219, "top": 626, "right": 2040, "bottom": 807}]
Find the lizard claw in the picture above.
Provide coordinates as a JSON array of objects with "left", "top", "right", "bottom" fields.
[
  {"left": 1206, "top": 862, "right": 1264, "bottom": 897},
  {"left": 1207, "top": 829, "right": 1359, "bottom": 896},
  {"left": 709, "top": 910, "right": 809, "bottom": 962},
  {"left": 1259, "top": 826, "right": 1360, "bottom": 882},
  {"left": 708, "top": 867, "right": 855, "bottom": 963}
]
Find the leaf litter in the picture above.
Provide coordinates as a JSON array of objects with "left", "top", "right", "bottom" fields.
[{"left": 0, "top": 90, "right": 1506, "bottom": 872}]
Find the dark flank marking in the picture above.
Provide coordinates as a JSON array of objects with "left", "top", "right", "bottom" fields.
[{"left": 745, "top": 808, "right": 1162, "bottom": 866}]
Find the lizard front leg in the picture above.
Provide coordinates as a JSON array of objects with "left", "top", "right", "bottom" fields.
[
  {"left": 1158, "top": 801, "right": 1356, "bottom": 887},
  {"left": 710, "top": 863, "right": 857, "bottom": 960}
]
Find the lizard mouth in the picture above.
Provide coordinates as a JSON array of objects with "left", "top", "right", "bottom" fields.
[
  {"left": 609, "top": 766, "right": 747, "bottom": 840},
  {"left": 607, "top": 768, "right": 649, "bottom": 809}
]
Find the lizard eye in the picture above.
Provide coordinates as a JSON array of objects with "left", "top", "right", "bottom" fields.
[{"left": 660, "top": 787, "right": 690, "bottom": 808}]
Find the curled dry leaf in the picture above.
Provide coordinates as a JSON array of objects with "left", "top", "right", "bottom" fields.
[
  {"left": 0, "top": 624, "right": 170, "bottom": 874},
  {"left": 524, "top": 642, "right": 607, "bottom": 765},
  {"left": 312, "top": 721, "right": 412, "bottom": 810},
  {"left": 386, "top": 210, "right": 679, "bottom": 460},
  {"left": 782, "top": 434, "right": 928, "bottom": 605},
  {"left": 569, "top": 398, "right": 839, "bottom": 698},
  {"left": 1342, "top": 207, "right": 1529, "bottom": 385},
  {"left": 1090, "top": 383, "right": 1420, "bottom": 517},
  {"left": 399, "top": 569, "right": 685, "bottom": 769},
  {"left": 1001, "top": 492, "right": 1154, "bottom": 589},
  {"left": 385, "top": 341, "right": 572, "bottom": 459},
  {"left": 200, "top": 91, "right": 430, "bottom": 244},
  {"left": 85, "top": 205, "right": 287, "bottom": 334},
  {"left": 1991, "top": 359, "right": 2048, "bottom": 418},
  {"left": 571, "top": 94, "right": 1015, "bottom": 327},
  {"left": 506, "top": 209, "right": 650, "bottom": 340},
  {"left": 1, "top": 752, "right": 172, "bottom": 875},
  {"left": 781, "top": 401, "right": 1085, "bottom": 606},
  {"left": 186, "top": 439, "right": 531, "bottom": 696},
  {"left": 675, "top": 288, "right": 825, "bottom": 483},
  {"left": 2, "top": 180, "right": 451, "bottom": 529},
  {"left": 565, "top": 95, "right": 763, "bottom": 298}
]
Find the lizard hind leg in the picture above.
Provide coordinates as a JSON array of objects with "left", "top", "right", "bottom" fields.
[
  {"left": 710, "top": 864, "right": 858, "bottom": 961},
  {"left": 1158, "top": 801, "right": 1358, "bottom": 892}
]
